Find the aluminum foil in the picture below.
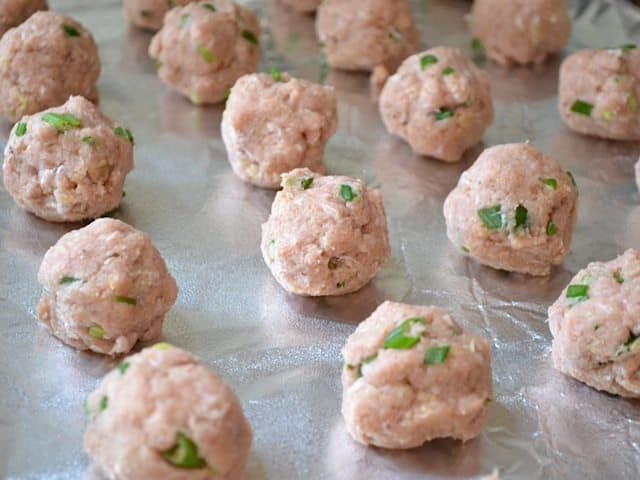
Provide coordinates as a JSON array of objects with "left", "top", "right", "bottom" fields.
[{"left": 1, "top": 0, "right": 640, "bottom": 479}]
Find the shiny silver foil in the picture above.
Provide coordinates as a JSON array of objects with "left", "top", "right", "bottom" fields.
[{"left": 2, "top": 0, "right": 640, "bottom": 478}]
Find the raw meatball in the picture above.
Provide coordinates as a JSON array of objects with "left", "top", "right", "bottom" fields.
[
  {"left": 261, "top": 168, "right": 390, "bottom": 296},
  {"left": 3, "top": 96, "right": 134, "bottom": 222},
  {"left": 379, "top": 46, "right": 494, "bottom": 162},
  {"left": 549, "top": 249, "right": 640, "bottom": 398},
  {"left": 149, "top": 0, "right": 260, "bottom": 105},
  {"left": 221, "top": 72, "right": 337, "bottom": 189},
  {"left": 278, "top": 0, "right": 320, "bottom": 14},
  {"left": 123, "top": 0, "right": 193, "bottom": 31},
  {"left": 36, "top": 219, "right": 178, "bottom": 356},
  {"left": 0, "top": 11, "right": 100, "bottom": 122},
  {"left": 84, "top": 344, "right": 252, "bottom": 479},
  {"left": 636, "top": 157, "right": 640, "bottom": 191},
  {"left": 316, "top": 0, "right": 419, "bottom": 72},
  {"left": 443, "top": 143, "right": 578, "bottom": 276},
  {"left": 342, "top": 301, "right": 492, "bottom": 449},
  {"left": 470, "top": 0, "right": 571, "bottom": 66},
  {"left": 0, "top": 0, "right": 47, "bottom": 37},
  {"left": 558, "top": 46, "right": 640, "bottom": 141}
]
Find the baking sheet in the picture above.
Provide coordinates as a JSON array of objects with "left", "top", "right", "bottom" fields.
[{"left": 1, "top": 0, "right": 640, "bottom": 478}]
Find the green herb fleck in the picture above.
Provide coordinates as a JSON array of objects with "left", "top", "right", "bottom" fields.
[
  {"left": 470, "top": 38, "right": 485, "bottom": 58},
  {"left": 514, "top": 204, "right": 528, "bottom": 231},
  {"left": 357, "top": 354, "right": 377, "bottom": 378},
  {"left": 602, "top": 110, "right": 613, "bottom": 122},
  {"left": 89, "top": 325, "right": 105, "bottom": 339},
  {"left": 339, "top": 184, "right": 358, "bottom": 202},
  {"left": 82, "top": 136, "right": 96, "bottom": 146},
  {"left": 624, "top": 332, "right": 639, "bottom": 347},
  {"left": 420, "top": 54, "right": 438, "bottom": 70},
  {"left": 620, "top": 44, "right": 637, "bottom": 52},
  {"left": 594, "top": 324, "right": 601, "bottom": 331},
  {"left": 162, "top": 432, "right": 207, "bottom": 469},
  {"left": 301, "top": 177, "right": 313, "bottom": 190},
  {"left": 241, "top": 30, "right": 258, "bottom": 45},
  {"left": 614, "top": 271, "right": 624, "bottom": 284},
  {"left": 197, "top": 45, "right": 214, "bottom": 64},
  {"left": 442, "top": 66, "right": 455, "bottom": 76},
  {"left": 477, "top": 205, "right": 503, "bottom": 230},
  {"left": 540, "top": 177, "right": 557, "bottom": 190},
  {"left": 434, "top": 107, "right": 454, "bottom": 121},
  {"left": 566, "top": 284, "right": 589, "bottom": 302},
  {"left": 153, "top": 342, "right": 173, "bottom": 350},
  {"left": 570, "top": 100, "right": 593, "bottom": 117},
  {"left": 180, "top": 13, "right": 190, "bottom": 29},
  {"left": 114, "top": 126, "right": 134, "bottom": 144},
  {"left": 461, "top": 246, "right": 470, "bottom": 253},
  {"left": 59, "top": 276, "right": 80, "bottom": 285},
  {"left": 42, "top": 112, "right": 82, "bottom": 133},
  {"left": 63, "top": 24, "right": 80, "bottom": 37},
  {"left": 424, "top": 345, "right": 450, "bottom": 365},
  {"left": 566, "top": 171, "right": 577, "bottom": 188},
  {"left": 99, "top": 395, "right": 108, "bottom": 412},
  {"left": 15, "top": 122, "right": 27, "bottom": 137},
  {"left": 628, "top": 93, "right": 638, "bottom": 113},
  {"left": 271, "top": 67, "right": 283, "bottom": 82},
  {"left": 383, "top": 317, "right": 426, "bottom": 350},
  {"left": 202, "top": 3, "right": 216, "bottom": 11},
  {"left": 117, "top": 362, "right": 131, "bottom": 374},
  {"left": 115, "top": 295, "right": 137, "bottom": 306},
  {"left": 546, "top": 220, "right": 558, "bottom": 236}
]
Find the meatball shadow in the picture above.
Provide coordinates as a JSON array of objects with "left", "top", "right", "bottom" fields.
[
  {"left": 486, "top": 56, "right": 562, "bottom": 104},
  {"left": 118, "top": 26, "right": 154, "bottom": 74},
  {"left": 158, "top": 90, "right": 225, "bottom": 139}
]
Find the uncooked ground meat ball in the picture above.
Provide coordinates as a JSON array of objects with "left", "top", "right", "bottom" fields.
[
  {"left": 549, "top": 249, "right": 640, "bottom": 398},
  {"left": 278, "top": 0, "right": 320, "bottom": 14},
  {"left": 3, "top": 96, "right": 134, "bottom": 222},
  {"left": 379, "top": 46, "right": 494, "bottom": 162},
  {"left": 36, "top": 219, "right": 178, "bottom": 356},
  {"left": 84, "top": 344, "right": 252, "bottom": 479},
  {"left": 443, "top": 143, "right": 578, "bottom": 276},
  {"left": 316, "top": 0, "right": 419, "bottom": 72},
  {"left": 470, "top": 0, "right": 571, "bottom": 66},
  {"left": 149, "top": 0, "right": 260, "bottom": 105},
  {"left": 342, "top": 301, "right": 492, "bottom": 449},
  {"left": 123, "top": 0, "right": 192, "bottom": 31},
  {"left": 558, "top": 47, "right": 640, "bottom": 141},
  {"left": 0, "top": 11, "right": 100, "bottom": 122},
  {"left": 261, "top": 168, "right": 390, "bottom": 296},
  {"left": 636, "top": 157, "right": 640, "bottom": 191},
  {"left": 221, "top": 72, "right": 337, "bottom": 189},
  {"left": 0, "top": 0, "right": 47, "bottom": 37}
]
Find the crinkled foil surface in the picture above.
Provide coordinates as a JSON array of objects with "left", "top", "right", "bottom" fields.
[{"left": 2, "top": 0, "right": 640, "bottom": 478}]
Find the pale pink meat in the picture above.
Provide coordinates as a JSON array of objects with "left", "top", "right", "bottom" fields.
[
  {"left": 0, "top": 11, "right": 100, "bottom": 121},
  {"left": 0, "top": 0, "right": 47, "bottom": 37},
  {"left": 149, "top": 0, "right": 260, "bottom": 105},
  {"left": 221, "top": 72, "right": 337, "bottom": 189},
  {"left": 549, "top": 249, "right": 640, "bottom": 398},
  {"left": 636, "top": 157, "right": 640, "bottom": 191},
  {"left": 261, "top": 168, "right": 390, "bottom": 296},
  {"left": 470, "top": 0, "right": 571, "bottom": 67},
  {"left": 3, "top": 96, "right": 134, "bottom": 222},
  {"left": 443, "top": 143, "right": 578, "bottom": 276},
  {"left": 123, "top": 0, "right": 193, "bottom": 31},
  {"left": 341, "top": 301, "right": 492, "bottom": 449},
  {"left": 84, "top": 344, "right": 252, "bottom": 479},
  {"left": 316, "top": 0, "right": 419, "bottom": 72},
  {"left": 36, "top": 219, "right": 178, "bottom": 356},
  {"left": 379, "top": 46, "right": 494, "bottom": 162},
  {"left": 558, "top": 47, "right": 640, "bottom": 141}
]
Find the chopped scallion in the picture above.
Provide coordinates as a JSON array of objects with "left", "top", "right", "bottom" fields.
[
  {"left": 614, "top": 271, "right": 624, "bottom": 284},
  {"left": 442, "top": 66, "right": 455, "bottom": 76},
  {"left": 241, "top": 30, "right": 258, "bottom": 45},
  {"left": 566, "top": 284, "right": 589, "bottom": 302},
  {"left": 477, "top": 205, "right": 503, "bottom": 230},
  {"left": 300, "top": 177, "right": 313, "bottom": 190},
  {"left": 434, "top": 107, "right": 454, "bottom": 121},
  {"left": 89, "top": 325, "right": 105, "bottom": 339},
  {"left": 15, "top": 122, "right": 27, "bottom": 137},
  {"left": 117, "top": 362, "right": 131, "bottom": 374},
  {"left": 42, "top": 112, "right": 82, "bottom": 133},
  {"left": 59, "top": 276, "right": 81, "bottom": 285},
  {"left": 540, "top": 177, "right": 557, "bottom": 190},
  {"left": 161, "top": 432, "right": 207, "bottom": 469},
  {"left": 383, "top": 317, "right": 426, "bottom": 350},
  {"left": 114, "top": 295, "right": 137, "bottom": 306},
  {"left": 197, "top": 44, "right": 214, "bottom": 64},
  {"left": 570, "top": 100, "right": 593, "bottom": 117},
  {"left": 420, "top": 54, "right": 438, "bottom": 70},
  {"left": 339, "top": 184, "right": 357, "bottom": 202},
  {"left": 63, "top": 24, "right": 80, "bottom": 37},
  {"left": 424, "top": 345, "right": 450, "bottom": 365}
]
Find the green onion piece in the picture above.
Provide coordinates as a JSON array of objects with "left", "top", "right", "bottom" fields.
[
  {"left": 63, "top": 24, "right": 80, "bottom": 37},
  {"left": 357, "top": 354, "right": 377, "bottom": 378},
  {"left": 420, "top": 54, "right": 438, "bottom": 70},
  {"left": 442, "top": 66, "right": 455, "bottom": 76},
  {"left": 114, "top": 126, "right": 135, "bottom": 144},
  {"left": 89, "top": 325, "right": 105, "bottom": 339},
  {"left": 180, "top": 13, "right": 190, "bottom": 29},
  {"left": 477, "top": 205, "right": 503, "bottom": 230},
  {"left": 15, "top": 122, "right": 27, "bottom": 137},
  {"left": 383, "top": 317, "right": 426, "bottom": 350},
  {"left": 115, "top": 295, "right": 137, "bottom": 306},
  {"left": 461, "top": 246, "right": 470, "bottom": 253},
  {"left": 117, "top": 361, "right": 131, "bottom": 374},
  {"left": 570, "top": 100, "right": 593, "bottom": 117},
  {"left": 336, "top": 281, "right": 345, "bottom": 288},
  {"left": 424, "top": 345, "right": 450, "bottom": 365},
  {"left": 628, "top": 93, "right": 638, "bottom": 113},
  {"left": 82, "top": 136, "right": 96, "bottom": 146},
  {"left": 162, "top": 432, "right": 207, "bottom": 469},
  {"left": 620, "top": 44, "right": 637, "bottom": 52},
  {"left": 202, "top": 3, "right": 216, "bottom": 11},
  {"left": 271, "top": 67, "right": 283, "bottom": 82},
  {"left": 339, "top": 184, "right": 358, "bottom": 202},
  {"left": 602, "top": 110, "right": 613, "bottom": 122},
  {"left": 197, "top": 44, "right": 214, "bottom": 64},
  {"left": 614, "top": 271, "right": 624, "bottom": 284},
  {"left": 241, "top": 30, "right": 258, "bottom": 45},
  {"left": 99, "top": 395, "right": 108, "bottom": 412},
  {"left": 624, "top": 332, "right": 639, "bottom": 347},
  {"left": 566, "top": 284, "right": 589, "bottom": 302},
  {"left": 42, "top": 112, "right": 82, "bottom": 133},
  {"left": 566, "top": 171, "right": 577, "bottom": 188},
  {"left": 540, "top": 177, "right": 557, "bottom": 190},
  {"left": 300, "top": 177, "right": 313, "bottom": 190},
  {"left": 434, "top": 108, "right": 454, "bottom": 121},
  {"left": 514, "top": 204, "right": 528, "bottom": 230},
  {"left": 153, "top": 342, "right": 173, "bottom": 350},
  {"left": 546, "top": 220, "right": 558, "bottom": 236},
  {"left": 59, "top": 276, "right": 80, "bottom": 285},
  {"left": 470, "top": 38, "right": 485, "bottom": 56},
  {"left": 594, "top": 324, "right": 601, "bottom": 331}
]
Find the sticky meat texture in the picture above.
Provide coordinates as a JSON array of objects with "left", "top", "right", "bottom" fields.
[
  {"left": 36, "top": 219, "right": 178, "bottom": 356},
  {"left": 0, "top": 0, "right": 48, "bottom": 37},
  {"left": 443, "top": 143, "right": 578, "bottom": 276},
  {"left": 221, "top": 72, "right": 337, "bottom": 189},
  {"left": 123, "top": 0, "right": 193, "bottom": 31}
]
